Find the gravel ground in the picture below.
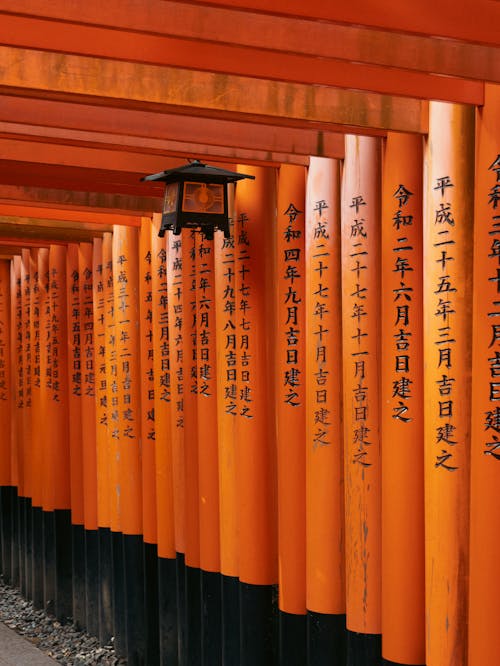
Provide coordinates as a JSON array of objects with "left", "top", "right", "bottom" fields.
[{"left": 0, "top": 578, "right": 126, "bottom": 665}]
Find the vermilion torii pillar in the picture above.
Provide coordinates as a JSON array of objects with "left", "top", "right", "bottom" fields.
[{"left": 424, "top": 102, "right": 474, "bottom": 666}]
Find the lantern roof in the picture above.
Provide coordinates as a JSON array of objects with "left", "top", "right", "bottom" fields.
[{"left": 142, "top": 160, "right": 255, "bottom": 184}]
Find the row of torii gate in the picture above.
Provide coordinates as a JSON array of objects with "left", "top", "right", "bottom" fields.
[{"left": 0, "top": 3, "right": 499, "bottom": 666}]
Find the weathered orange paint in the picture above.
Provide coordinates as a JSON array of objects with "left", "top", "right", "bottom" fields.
[
  {"left": 306, "top": 157, "right": 345, "bottom": 614},
  {"left": 79, "top": 242, "right": 98, "bottom": 532},
  {"left": 341, "top": 135, "right": 382, "bottom": 634},
  {"left": 182, "top": 229, "right": 200, "bottom": 569},
  {"left": 93, "top": 237, "right": 110, "bottom": 529},
  {"left": 10, "top": 257, "right": 21, "bottom": 491},
  {"left": 37, "top": 250, "right": 50, "bottom": 509},
  {"left": 424, "top": 102, "right": 474, "bottom": 666},
  {"left": 214, "top": 207, "right": 238, "bottom": 578},
  {"left": 234, "top": 165, "right": 278, "bottom": 585},
  {"left": 112, "top": 225, "right": 143, "bottom": 536},
  {"left": 196, "top": 235, "right": 220, "bottom": 574},
  {"left": 469, "top": 83, "right": 500, "bottom": 666},
  {"left": 276, "top": 164, "right": 306, "bottom": 614},
  {"left": 166, "top": 223, "right": 186, "bottom": 555},
  {"left": 0, "top": 13, "right": 483, "bottom": 104},
  {"left": 151, "top": 216, "right": 175, "bottom": 560},
  {"left": 20, "top": 249, "right": 33, "bottom": 502},
  {"left": 45, "top": 245, "right": 70, "bottom": 511},
  {"left": 138, "top": 217, "right": 157, "bottom": 545},
  {"left": 0, "top": 260, "right": 11, "bottom": 487},
  {"left": 66, "top": 243, "right": 84, "bottom": 526},
  {"left": 381, "top": 132, "right": 425, "bottom": 664}
]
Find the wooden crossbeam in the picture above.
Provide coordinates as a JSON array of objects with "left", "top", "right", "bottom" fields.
[
  {"left": 0, "top": 96, "right": 345, "bottom": 160},
  {"left": 2, "top": 0, "right": 498, "bottom": 83},
  {"left": 0, "top": 216, "right": 111, "bottom": 242},
  {"left": 0, "top": 12, "right": 484, "bottom": 103},
  {"left": 0, "top": 47, "right": 427, "bottom": 134}
]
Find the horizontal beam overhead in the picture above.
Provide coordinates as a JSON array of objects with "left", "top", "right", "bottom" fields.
[
  {"left": 0, "top": 12, "right": 484, "bottom": 103},
  {"left": 0, "top": 185, "right": 161, "bottom": 214},
  {"left": 0, "top": 203, "right": 143, "bottom": 227},
  {"left": 0, "top": 218, "right": 109, "bottom": 243},
  {"left": 0, "top": 123, "right": 311, "bottom": 167},
  {"left": 0, "top": 47, "right": 427, "bottom": 135},
  {"left": 0, "top": 96, "right": 345, "bottom": 160},
  {"left": 183, "top": 0, "right": 500, "bottom": 46},
  {"left": 2, "top": 0, "right": 499, "bottom": 84}
]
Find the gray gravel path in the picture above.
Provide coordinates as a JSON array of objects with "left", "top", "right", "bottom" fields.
[{"left": 0, "top": 579, "right": 126, "bottom": 665}]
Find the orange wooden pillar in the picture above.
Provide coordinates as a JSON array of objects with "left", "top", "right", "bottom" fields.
[
  {"left": 213, "top": 211, "right": 240, "bottom": 664},
  {"left": 424, "top": 102, "right": 474, "bottom": 666},
  {"left": 11, "top": 256, "right": 22, "bottom": 589},
  {"left": 102, "top": 230, "right": 128, "bottom": 656},
  {"left": 234, "top": 165, "right": 278, "bottom": 665},
  {"left": 196, "top": 233, "right": 222, "bottom": 663},
  {"left": 165, "top": 223, "right": 186, "bottom": 663},
  {"left": 150, "top": 215, "right": 179, "bottom": 664},
  {"left": 46, "top": 244, "right": 73, "bottom": 621},
  {"left": 381, "top": 133, "right": 425, "bottom": 665},
  {"left": 138, "top": 217, "right": 161, "bottom": 664},
  {"left": 182, "top": 228, "right": 201, "bottom": 664},
  {"left": 66, "top": 243, "right": 86, "bottom": 629},
  {"left": 92, "top": 236, "right": 113, "bottom": 645},
  {"left": 112, "top": 224, "right": 145, "bottom": 664},
  {"left": 30, "top": 248, "right": 47, "bottom": 609},
  {"left": 79, "top": 241, "right": 100, "bottom": 636},
  {"left": 341, "top": 135, "right": 382, "bottom": 660},
  {"left": 20, "top": 248, "right": 34, "bottom": 600},
  {"left": 469, "top": 84, "right": 500, "bottom": 666},
  {"left": 305, "top": 156, "right": 346, "bottom": 664},
  {"left": 275, "top": 164, "right": 307, "bottom": 665},
  {"left": 0, "top": 259, "right": 13, "bottom": 583}
]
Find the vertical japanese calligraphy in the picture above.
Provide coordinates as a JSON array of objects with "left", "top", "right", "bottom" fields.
[
  {"left": 166, "top": 221, "right": 186, "bottom": 556},
  {"left": 138, "top": 219, "right": 157, "bottom": 547},
  {"left": 79, "top": 243, "right": 97, "bottom": 534},
  {"left": 47, "top": 245, "right": 70, "bottom": 512},
  {"left": 151, "top": 215, "right": 175, "bottom": 560},
  {"left": 305, "top": 157, "right": 345, "bottom": 626},
  {"left": 112, "top": 226, "right": 142, "bottom": 537},
  {"left": 92, "top": 237, "right": 110, "bottom": 533},
  {"left": 276, "top": 164, "right": 306, "bottom": 624},
  {"left": 234, "top": 165, "right": 278, "bottom": 663},
  {"left": 424, "top": 102, "right": 473, "bottom": 666},
  {"left": 469, "top": 83, "right": 500, "bottom": 666},
  {"left": 341, "top": 136, "right": 382, "bottom": 643},
  {"left": 0, "top": 261, "right": 11, "bottom": 487},
  {"left": 381, "top": 133, "right": 425, "bottom": 665}
]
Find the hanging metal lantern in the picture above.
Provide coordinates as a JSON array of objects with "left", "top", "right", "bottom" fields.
[{"left": 142, "top": 160, "right": 254, "bottom": 240}]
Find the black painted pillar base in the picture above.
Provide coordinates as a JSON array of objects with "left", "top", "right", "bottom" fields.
[
  {"left": 0, "top": 486, "right": 14, "bottom": 584},
  {"left": 85, "top": 528, "right": 99, "bottom": 637},
  {"left": 72, "top": 523, "right": 86, "bottom": 630},
  {"left": 143, "top": 541, "right": 160, "bottom": 666},
  {"left": 347, "top": 631, "right": 382, "bottom": 666},
  {"left": 158, "top": 554, "right": 179, "bottom": 666},
  {"left": 307, "top": 611, "right": 346, "bottom": 666},
  {"left": 111, "top": 531, "right": 127, "bottom": 658},
  {"left": 382, "top": 660, "right": 425, "bottom": 666},
  {"left": 185, "top": 564, "right": 201, "bottom": 666},
  {"left": 31, "top": 505, "right": 44, "bottom": 610},
  {"left": 123, "top": 533, "right": 146, "bottom": 665},
  {"left": 98, "top": 527, "right": 113, "bottom": 646},
  {"left": 43, "top": 509, "right": 56, "bottom": 615},
  {"left": 201, "top": 570, "right": 222, "bottom": 665},
  {"left": 10, "top": 488, "right": 19, "bottom": 588},
  {"left": 25, "top": 498, "right": 33, "bottom": 601},
  {"left": 222, "top": 574, "right": 240, "bottom": 666},
  {"left": 279, "top": 611, "right": 307, "bottom": 666},
  {"left": 18, "top": 496, "right": 26, "bottom": 596},
  {"left": 239, "top": 582, "right": 278, "bottom": 666},
  {"left": 55, "top": 509, "right": 73, "bottom": 622}
]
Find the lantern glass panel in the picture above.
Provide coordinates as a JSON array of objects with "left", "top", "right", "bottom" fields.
[
  {"left": 182, "top": 181, "right": 224, "bottom": 214},
  {"left": 163, "top": 182, "right": 179, "bottom": 215}
]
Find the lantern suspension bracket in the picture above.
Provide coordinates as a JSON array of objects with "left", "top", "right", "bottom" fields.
[{"left": 142, "top": 159, "right": 254, "bottom": 240}]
